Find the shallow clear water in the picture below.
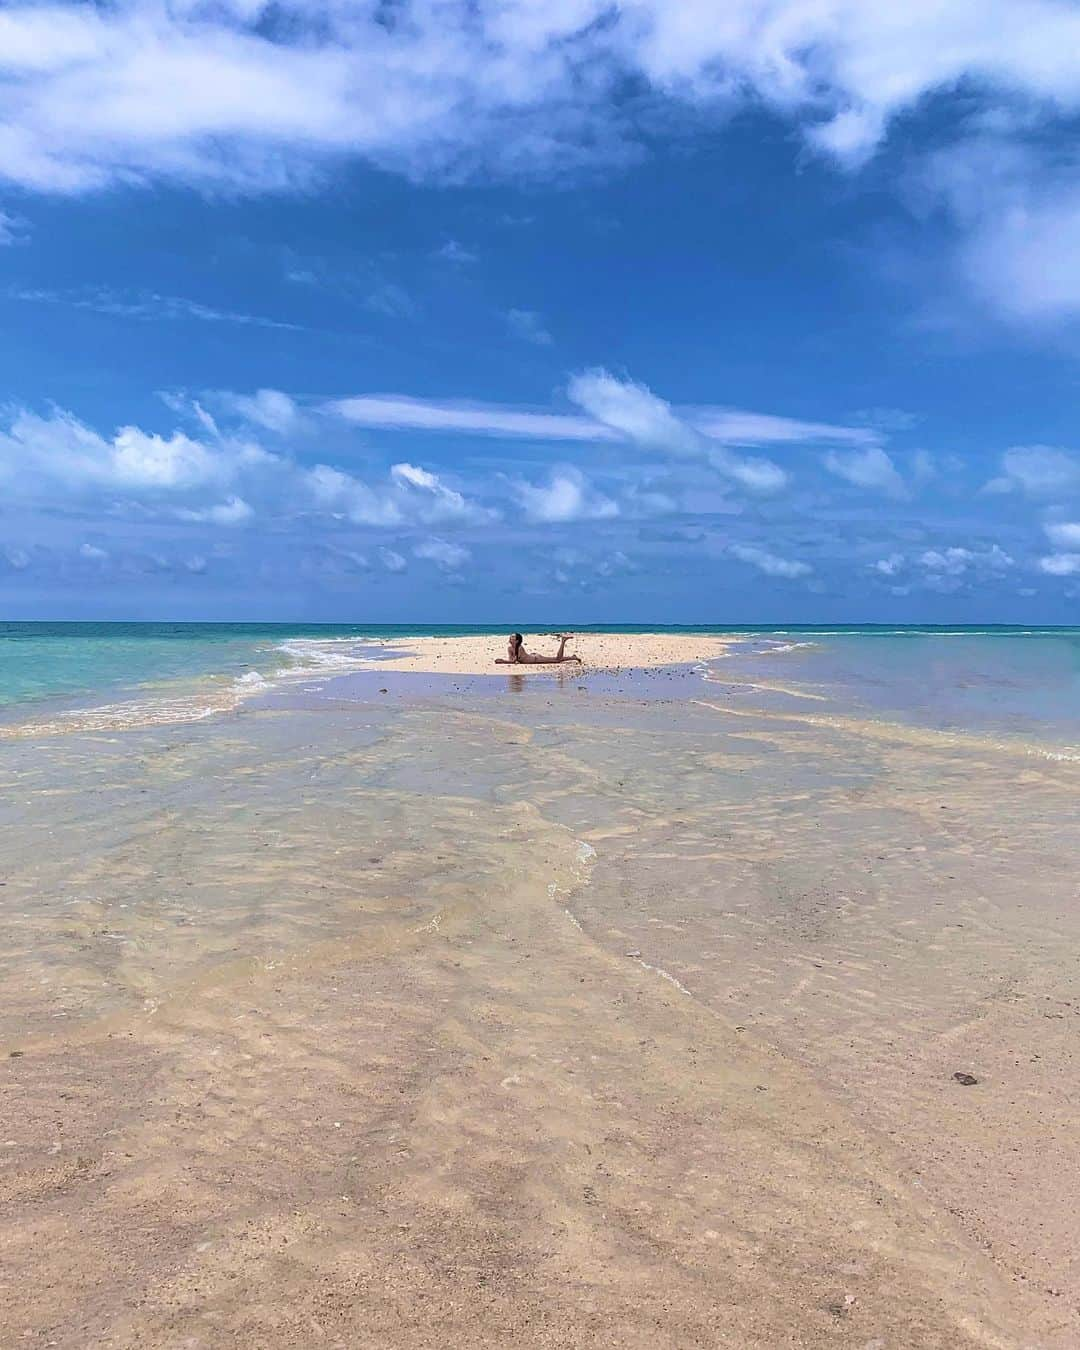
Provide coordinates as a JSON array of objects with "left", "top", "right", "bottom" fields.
[
  {"left": 713, "top": 629, "right": 1080, "bottom": 752},
  {"left": 0, "top": 622, "right": 723, "bottom": 709},
  {"left": 4, "top": 622, "right": 1080, "bottom": 751}
]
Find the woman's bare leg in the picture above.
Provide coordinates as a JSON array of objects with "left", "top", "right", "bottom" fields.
[{"left": 540, "top": 636, "right": 581, "bottom": 664}]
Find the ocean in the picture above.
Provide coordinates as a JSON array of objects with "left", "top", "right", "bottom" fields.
[
  {"left": 4, "top": 619, "right": 1080, "bottom": 1344},
  {"left": 3, "top": 622, "right": 1080, "bottom": 753}
]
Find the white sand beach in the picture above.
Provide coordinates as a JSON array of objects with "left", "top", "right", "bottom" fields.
[{"left": 357, "top": 631, "right": 737, "bottom": 674}]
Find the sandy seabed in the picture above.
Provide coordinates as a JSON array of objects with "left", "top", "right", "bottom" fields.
[{"left": 1, "top": 636, "right": 1078, "bottom": 1348}]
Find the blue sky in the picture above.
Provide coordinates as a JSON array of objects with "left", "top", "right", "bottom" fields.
[{"left": 2, "top": 2, "right": 1080, "bottom": 622}]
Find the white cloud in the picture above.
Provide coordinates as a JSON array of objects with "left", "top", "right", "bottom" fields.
[
  {"left": 329, "top": 384, "right": 870, "bottom": 459},
  {"left": 568, "top": 369, "right": 701, "bottom": 456},
  {"left": 729, "top": 543, "right": 811, "bottom": 578},
  {"left": 919, "top": 544, "right": 1014, "bottom": 576},
  {"left": 967, "top": 189, "right": 1080, "bottom": 324},
  {"left": 414, "top": 536, "right": 470, "bottom": 570},
  {"left": 824, "top": 446, "right": 906, "bottom": 497},
  {"left": 514, "top": 469, "right": 618, "bottom": 524},
  {"left": 390, "top": 461, "right": 493, "bottom": 523},
  {"left": 0, "top": 407, "right": 270, "bottom": 493},
  {"left": 871, "top": 553, "right": 905, "bottom": 576},
  {"left": 568, "top": 369, "right": 789, "bottom": 492},
  {"left": 986, "top": 445, "right": 1080, "bottom": 497},
  {"left": 79, "top": 542, "right": 108, "bottom": 560},
  {"left": 506, "top": 308, "right": 552, "bottom": 346},
  {"left": 4, "top": 545, "right": 30, "bottom": 570},
  {"left": 922, "top": 139, "right": 1080, "bottom": 325},
  {"left": 688, "top": 407, "right": 875, "bottom": 448},
  {"left": 332, "top": 394, "right": 607, "bottom": 441},
  {"left": 215, "top": 388, "right": 301, "bottom": 434},
  {"left": 305, "top": 464, "right": 405, "bottom": 527},
  {"left": 0, "top": 403, "right": 498, "bottom": 535},
  {"left": 2, "top": 3, "right": 1080, "bottom": 196},
  {"left": 1045, "top": 520, "right": 1080, "bottom": 548},
  {"left": 1038, "top": 552, "right": 1080, "bottom": 576},
  {"left": 175, "top": 495, "right": 254, "bottom": 525},
  {"left": 0, "top": 210, "right": 24, "bottom": 244},
  {"left": 9, "top": 286, "right": 299, "bottom": 329},
  {"left": 379, "top": 547, "right": 408, "bottom": 573},
  {"left": 436, "top": 239, "right": 476, "bottom": 265}
]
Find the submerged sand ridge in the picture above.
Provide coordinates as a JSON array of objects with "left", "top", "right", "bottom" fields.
[{"left": 1, "top": 680, "right": 1078, "bottom": 1347}]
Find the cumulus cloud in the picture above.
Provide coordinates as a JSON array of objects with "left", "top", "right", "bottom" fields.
[
  {"left": 78, "top": 542, "right": 108, "bottom": 560},
  {"left": 920, "top": 138, "right": 1080, "bottom": 325},
  {"left": 414, "top": 536, "right": 470, "bottom": 570},
  {"left": 0, "top": 407, "right": 271, "bottom": 493},
  {"left": 729, "top": 543, "right": 811, "bottom": 578},
  {"left": 919, "top": 544, "right": 1014, "bottom": 576},
  {"left": 0, "top": 404, "right": 492, "bottom": 536},
  {"left": 824, "top": 446, "right": 906, "bottom": 497},
  {"left": 1045, "top": 520, "right": 1080, "bottom": 548},
  {"left": 390, "top": 461, "right": 494, "bottom": 523},
  {"left": 305, "top": 464, "right": 405, "bottom": 527},
  {"left": 1038, "top": 553, "right": 1080, "bottom": 576},
  {"left": 214, "top": 388, "right": 301, "bottom": 435},
  {"left": 2, "top": 2, "right": 1079, "bottom": 196},
  {"left": 985, "top": 445, "right": 1080, "bottom": 496},
  {"left": 514, "top": 469, "right": 618, "bottom": 524},
  {"left": 174, "top": 495, "right": 255, "bottom": 525},
  {"left": 872, "top": 544, "right": 1017, "bottom": 591}
]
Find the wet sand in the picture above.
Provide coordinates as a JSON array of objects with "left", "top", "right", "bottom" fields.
[{"left": 1, "top": 660, "right": 1078, "bottom": 1347}]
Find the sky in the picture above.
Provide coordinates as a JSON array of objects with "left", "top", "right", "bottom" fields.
[{"left": 2, "top": 2, "right": 1080, "bottom": 623}]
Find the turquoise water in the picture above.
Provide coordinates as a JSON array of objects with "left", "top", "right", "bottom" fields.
[
  {"left": 0, "top": 621, "right": 717, "bottom": 708},
  {"left": 3, "top": 623, "right": 1080, "bottom": 748}
]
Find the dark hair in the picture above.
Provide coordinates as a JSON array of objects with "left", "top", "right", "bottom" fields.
[{"left": 511, "top": 632, "right": 523, "bottom": 653}]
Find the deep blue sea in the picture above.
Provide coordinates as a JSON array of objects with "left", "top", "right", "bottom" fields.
[{"left": 3, "top": 622, "right": 1080, "bottom": 752}]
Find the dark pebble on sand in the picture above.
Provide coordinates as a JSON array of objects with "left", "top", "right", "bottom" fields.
[
  {"left": 953, "top": 1071, "right": 979, "bottom": 1085},
  {"left": 9, "top": 1050, "right": 23, "bottom": 1057}
]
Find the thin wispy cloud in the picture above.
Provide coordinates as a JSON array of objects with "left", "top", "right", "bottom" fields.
[
  {"left": 729, "top": 543, "right": 812, "bottom": 579},
  {"left": 435, "top": 239, "right": 476, "bottom": 265},
  {"left": 506, "top": 308, "right": 552, "bottom": 346},
  {"left": 330, "top": 395, "right": 608, "bottom": 442},
  {"left": 328, "top": 383, "right": 874, "bottom": 455},
  {"left": 9, "top": 286, "right": 302, "bottom": 330},
  {"left": 414, "top": 537, "right": 470, "bottom": 570},
  {"left": 0, "top": 210, "right": 25, "bottom": 245}
]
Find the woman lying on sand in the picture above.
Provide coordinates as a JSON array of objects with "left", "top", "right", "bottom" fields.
[{"left": 496, "top": 632, "right": 582, "bottom": 665}]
